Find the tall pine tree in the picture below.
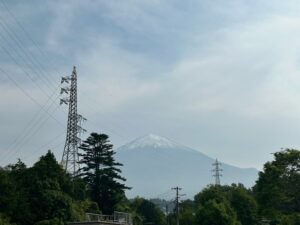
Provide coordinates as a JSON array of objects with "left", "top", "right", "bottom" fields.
[{"left": 78, "top": 133, "right": 130, "bottom": 214}]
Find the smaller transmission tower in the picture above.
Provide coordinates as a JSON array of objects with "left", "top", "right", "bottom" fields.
[
  {"left": 212, "top": 159, "right": 222, "bottom": 186},
  {"left": 60, "top": 66, "right": 86, "bottom": 176}
]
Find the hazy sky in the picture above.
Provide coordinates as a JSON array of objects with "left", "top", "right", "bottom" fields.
[{"left": 1, "top": 0, "right": 300, "bottom": 169}]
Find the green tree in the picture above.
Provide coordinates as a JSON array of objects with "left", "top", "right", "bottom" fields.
[
  {"left": 131, "top": 197, "right": 166, "bottom": 225},
  {"left": 0, "top": 169, "right": 17, "bottom": 219},
  {"left": 195, "top": 184, "right": 258, "bottom": 225},
  {"left": 4, "top": 151, "right": 75, "bottom": 225},
  {"left": 0, "top": 214, "right": 14, "bottom": 225},
  {"left": 196, "top": 199, "right": 240, "bottom": 225},
  {"left": 179, "top": 200, "right": 196, "bottom": 225},
  {"left": 79, "top": 133, "right": 130, "bottom": 214},
  {"left": 34, "top": 218, "right": 64, "bottom": 225},
  {"left": 228, "top": 184, "right": 258, "bottom": 225},
  {"left": 24, "top": 151, "right": 74, "bottom": 224},
  {"left": 195, "top": 185, "right": 227, "bottom": 205},
  {"left": 254, "top": 149, "right": 300, "bottom": 224},
  {"left": 4, "top": 160, "right": 33, "bottom": 225},
  {"left": 0, "top": 151, "right": 100, "bottom": 225}
]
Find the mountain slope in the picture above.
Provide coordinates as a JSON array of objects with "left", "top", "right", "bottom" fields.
[{"left": 116, "top": 134, "right": 258, "bottom": 198}]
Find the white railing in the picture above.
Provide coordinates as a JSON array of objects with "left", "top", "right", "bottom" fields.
[
  {"left": 114, "top": 211, "right": 133, "bottom": 225},
  {"left": 85, "top": 212, "right": 132, "bottom": 225}
]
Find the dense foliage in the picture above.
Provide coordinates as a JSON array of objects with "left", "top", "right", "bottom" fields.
[
  {"left": 166, "top": 149, "right": 299, "bottom": 225},
  {"left": 0, "top": 136, "right": 299, "bottom": 225},
  {"left": 194, "top": 184, "right": 257, "bottom": 225},
  {"left": 78, "top": 133, "right": 130, "bottom": 214},
  {"left": 254, "top": 149, "right": 300, "bottom": 225},
  {"left": 0, "top": 133, "right": 132, "bottom": 225},
  {"left": 131, "top": 197, "right": 167, "bottom": 225},
  {"left": 0, "top": 152, "right": 82, "bottom": 225}
]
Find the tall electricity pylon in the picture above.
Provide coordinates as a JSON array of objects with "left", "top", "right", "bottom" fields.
[
  {"left": 60, "top": 66, "right": 86, "bottom": 176},
  {"left": 212, "top": 159, "right": 222, "bottom": 186}
]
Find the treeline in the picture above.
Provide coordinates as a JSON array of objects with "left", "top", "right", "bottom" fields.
[
  {"left": 138, "top": 149, "right": 300, "bottom": 225},
  {"left": 0, "top": 133, "right": 299, "bottom": 225},
  {"left": 0, "top": 133, "right": 163, "bottom": 225},
  {"left": 165, "top": 149, "right": 300, "bottom": 225}
]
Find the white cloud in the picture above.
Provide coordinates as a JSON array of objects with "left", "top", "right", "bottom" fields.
[
  {"left": 3, "top": 0, "right": 300, "bottom": 168},
  {"left": 155, "top": 15, "right": 300, "bottom": 119},
  {"left": 72, "top": 36, "right": 161, "bottom": 114}
]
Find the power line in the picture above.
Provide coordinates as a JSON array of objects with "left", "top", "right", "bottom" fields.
[
  {"left": 0, "top": 24, "right": 53, "bottom": 92},
  {"left": 22, "top": 131, "right": 65, "bottom": 162},
  {"left": 0, "top": 9, "right": 66, "bottom": 111},
  {"left": 0, "top": 22, "right": 69, "bottom": 156},
  {"left": 0, "top": 104, "right": 61, "bottom": 164},
  {"left": 0, "top": 0, "right": 64, "bottom": 79},
  {"left": 2, "top": 33, "right": 72, "bottom": 163},
  {"left": 0, "top": 67, "right": 64, "bottom": 164},
  {"left": 0, "top": 0, "right": 131, "bottom": 142},
  {"left": 0, "top": 1, "right": 132, "bottom": 162},
  {"left": 2, "top": 99, "right": 61, "bottom": 161},
  {"left": 0, "top": 0, "right": 71, "bottom": 116},
  {"left": 0, "top": 1, "right": 76, "bottom": 163},
  {"left": 9, "top": 105, "right": 61, "bottom": 156},
  {"left": 0, "top": 79, "right": 63, "bottom": 164},
  {"left": 0, "top": 31, "right": 127, "bottom": 154},
  {"left": 0, "top": 67, "right": 63, "bottom": 126},
  {"left": 0, "top": 44, "right": 56, "bottom": 100},
  {"left": 0, "top": 12, "right": 59, "bottom": 89}
]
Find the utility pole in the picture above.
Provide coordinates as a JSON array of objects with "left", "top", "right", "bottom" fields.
[
  {"left": 60, "top": 66, "right": 86, "bottom": 176},
  {"left": 212, "top": 158, "right": 222, "bottom": 185},
  {"left": 166, "top": 203, "right": 169, "bottom": 225},
  {"left": 172, "top": 186, "right": 182, "bottom": 225}
]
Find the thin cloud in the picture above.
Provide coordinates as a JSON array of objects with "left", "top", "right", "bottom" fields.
[{"left": 1, "top": 0, "right": 300, "bottom": 168}]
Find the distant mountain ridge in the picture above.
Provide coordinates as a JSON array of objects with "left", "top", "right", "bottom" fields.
[
  {"left": 119, "top": 134, "right": 195, "bottom": 152},
  {"left": 116, "top": 134, "right": 258, "bottom": 199}
]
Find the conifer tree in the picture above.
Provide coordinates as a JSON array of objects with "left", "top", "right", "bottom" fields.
[{"left": 79, "top": 133, "right": 130, "bottom": 214}]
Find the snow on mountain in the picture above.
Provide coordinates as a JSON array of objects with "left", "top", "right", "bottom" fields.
[
  {"left": 119, "top": 134, "right": 197, "bottom": 152},
  {"left": 116, "top": 134, "right": 258, "bottom": 199},
  {"left": 121, "top": 134, "right": 178, "bottom": 150}
]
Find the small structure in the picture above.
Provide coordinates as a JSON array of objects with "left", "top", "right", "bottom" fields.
[{"left": 68, "top": 212, "right": 133, "bottom": 225}]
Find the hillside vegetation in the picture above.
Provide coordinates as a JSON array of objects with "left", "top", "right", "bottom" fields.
[{"left": 0, "top": 133, "right": 299, "bottom": 225}]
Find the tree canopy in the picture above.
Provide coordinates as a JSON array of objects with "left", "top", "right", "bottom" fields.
[
  {"left": 131, "top": 197, "right": 167, "bottom": 225},
  {"left": 194, "top": 184, "right": 257, "bottom": 225},
  {"left": 78, "top": 133, "right": 130, "bottom": 214},
  {"left": 0, "top": 139, "right": 299, "bottom": 225},
  {"left": 254, "top": 149, "right": 300, "bottom": 224}
]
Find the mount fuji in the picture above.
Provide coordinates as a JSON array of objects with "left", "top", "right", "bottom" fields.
[{"left": 115, "top": 134, "right": 258, "bottom": 199}]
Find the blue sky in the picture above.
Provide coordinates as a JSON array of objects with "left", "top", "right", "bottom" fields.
[{"left": 1, "top": 0, "right": 300, "bottom": 169}]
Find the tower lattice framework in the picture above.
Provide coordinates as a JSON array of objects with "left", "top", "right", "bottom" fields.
[
  {"left": 60, "top": 66, "right": 86, "bottom": 176},
  {"left": 212, "top": 158, "right": 223, "bottom": 185}
]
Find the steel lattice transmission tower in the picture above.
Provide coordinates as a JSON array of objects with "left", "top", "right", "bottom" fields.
[
  {"left": 60, "top": 66, "right": 86, "bottom": 176},
  {"left": 212, "top": 158, "right": 223, "bottom": 185}
]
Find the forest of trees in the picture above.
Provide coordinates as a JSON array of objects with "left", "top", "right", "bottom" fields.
[
  {"left": 169, "top": 149, "right": 300, "bottom": 225},
  {"left": 0, "top": 133, "right": 299, "bottom": 225}
]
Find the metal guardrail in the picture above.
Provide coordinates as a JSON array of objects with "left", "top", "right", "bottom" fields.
[
  {"left": 85, "top": 212, "right": 132, "bottom": 225},
  {"left": 86, "top": 213, "right": 114, "bottom": 222},
  {"left": 114, "top": 211, "right": 133, "bottom": 225}
]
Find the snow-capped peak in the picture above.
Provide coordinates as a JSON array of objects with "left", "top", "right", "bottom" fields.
[{"left": 121, "top": 134, "right": 180, "bottom": 150}]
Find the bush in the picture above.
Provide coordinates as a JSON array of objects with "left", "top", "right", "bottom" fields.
[
  {"left": 0, "top": 214, "right": 13, "bottom": 225},
  {"left": 34, "top": 218, "right": 63, "bottom": 225}
]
